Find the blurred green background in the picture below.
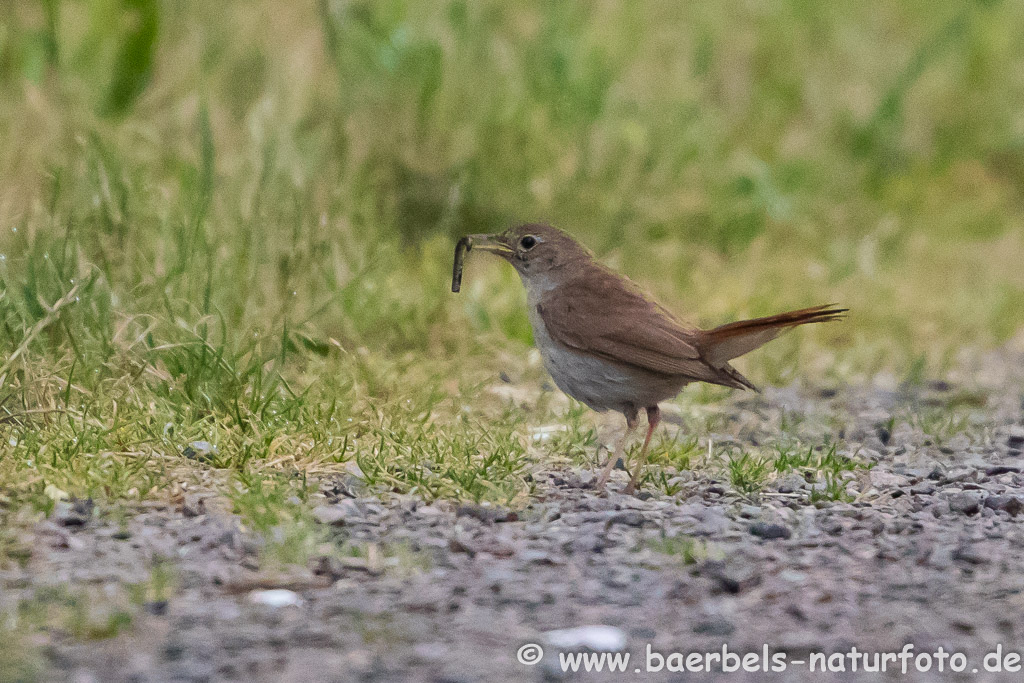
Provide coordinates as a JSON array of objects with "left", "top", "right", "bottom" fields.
[{"left": 2, "top": 0, "right": 1024, "bottom": 435}]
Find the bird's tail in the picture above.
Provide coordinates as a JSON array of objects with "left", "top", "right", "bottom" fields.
[{"left": 701, "top": 304, "right": 847, "bottom": 366}]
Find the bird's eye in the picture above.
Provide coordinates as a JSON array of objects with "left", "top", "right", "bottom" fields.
[{"left": 520, "top": 235, "right": 537, "bottom": 250}]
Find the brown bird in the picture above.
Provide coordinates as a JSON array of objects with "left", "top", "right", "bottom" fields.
[{"left": 464, "top": 224, "right": 845, "bottom": 494}]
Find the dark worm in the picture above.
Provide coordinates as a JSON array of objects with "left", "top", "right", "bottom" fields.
[{"left": 451, "top": 236, "right": 473, "bottom": 292}]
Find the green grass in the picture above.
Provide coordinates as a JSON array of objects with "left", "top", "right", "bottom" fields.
[
  {"left": 15, "top": 584, "right": 135, "bottom": 643},
  {"left": 808, "top": 473, "right": 855, "bottom": 504},
  {"left": 0, "top": 0, "right": 1022, "bottom": 582},
  {"left": 645, "top": 533, "right": 717, "bottom": 566},
  {"left": 2, "top": 3, "right": 1023, "bottom": 667},
  {"left": 771, "top": 442, "right": 869, "bottom": 477},
  {"left": 726, "top": 451, "right": 773, "bottom": 495},
  {"left": 669, "top": 440, "right": 874, "bottom": 501}
]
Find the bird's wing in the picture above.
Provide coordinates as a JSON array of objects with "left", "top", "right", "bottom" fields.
[{"left": 536, "top": 267, "right": 731, "bottom": 384}]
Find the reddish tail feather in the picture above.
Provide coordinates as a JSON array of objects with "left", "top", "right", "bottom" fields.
[{"left": 701, "top": 304, "right": 847, "bottom": 367}]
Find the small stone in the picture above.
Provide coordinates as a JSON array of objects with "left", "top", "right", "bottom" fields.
[
  {"left": 905, "top": 464, "right": 944, "bottom": 480},
  {"left": 605, "top": 511, "right": 645, "bottom": 528},
  {"left": 181, "top": 493, "right": 205, "bottom": 518},
  {"left": 876, "top": 424, "right": 892, "bottom": 445},
  {"left": 456, "top": 504, "right": 516, "bottom": 524},
  {"left": 53, "top": 498, "right": 93, "bottom": 527},
  {"left": 952, "top": 544, "right": 989, "bottom": 565},
  {"left": 910, "top": 482, "right": 936, "bottom": 495},
  {"left": 819, "top": 518, "right": 844, "bottom": 536},
  {"left": 984, "top": 495, "right": 1024, "bottom": 517},
  {"left": 927, "top": 545, "right": 954, "bottom": 569},
  {"left": 693, "top": 617, "right": 734, "bottom": 636},
  {"left": 670, "top": 471, "right": 695, "bottom": 484},
  {"left": 749, "top": 522, "right": 791, "bottom": 540},
  {"left": 448, "top": 535, "right": 515, "bottom": 557},
  {"left": 309, "top": 555, "right": 345, "bottom": 580},
  {"left": 942, "top": 467, "right": 974, "bottom": 484},
  {"left": 338, "top": 498, "right": 366, "bottom": 518},
  {"left": 566, "top": 533, "right": 609, "bottom": 554},
  {"left": 947, "top": 491, "right": 982, "bottom": 515},
  {"left": 870, "top": 470, "right": 908, "bottom": 489},
  {"left": 144, "top": 600, "right": 169, "bottom": 616},
  {"left": 775, "top": 473, "right": 806, "bottom": 493},
  {"left": 478, "top": 537, "right": 517, "bottom": 557},
  {"left": 779, "top": 569, "right": 807, "bottom": 583},
  {"left": 519, "top": 549, "right": 562, "bottom": 565},
  {"left": 311, "top": 505, "right": 347, "bottom": 526},
  {"left": 182, "top": 441, "right": 217, "bottom": 462},
  {"left": 691, "top": 507, "right": 731, "bottom": 535},
  {"left": 1007, "top": 426, "right": 1024, "bottom": 449},
  {"left": 986, "top": 465, "right": 1021, "bottom": 476},
  {"left": 448, "top": 537, "right": 474, "bottom": 555},
  {"left": 543, "top": 625, "right": 627, "bottom": 652},
  {"left": 416, "top": 504, "right": 445, "bottom": 518},
  {"left": 738, "top": 505, "right": 762, "bottom": 519},
  {"left": 248, "top": 589, "right": 302, "bottom": 608},
  {"left": 698, "top": 560, "right": 758, "bottom": 595},
  {"left": 363, "top": 501, "right": 387, "bottom": 518}
]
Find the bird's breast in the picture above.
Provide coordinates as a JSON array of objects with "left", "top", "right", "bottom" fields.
[{"left": 526, "top": 298, "right": 686, "bottom": 413}]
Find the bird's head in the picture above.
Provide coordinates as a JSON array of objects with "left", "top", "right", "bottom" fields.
[{"left": 466, "top": 224, "right": 593, "bottom": 288}]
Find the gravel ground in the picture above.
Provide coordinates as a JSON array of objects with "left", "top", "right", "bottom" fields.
[{"left": 4, "top": 351, "right": 1024, "bottom": 682}]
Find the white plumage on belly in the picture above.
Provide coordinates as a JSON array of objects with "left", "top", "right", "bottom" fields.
[{"left": 526, "top": 299, "right": 686, "bottom": 413}]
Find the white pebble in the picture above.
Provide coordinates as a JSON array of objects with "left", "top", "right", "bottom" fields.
[
  {"left": 542, "top": 625, "right": 627, "bottom": 652},
  {"left": 248, "top": 589, "right": 303, "bottom": 608}
]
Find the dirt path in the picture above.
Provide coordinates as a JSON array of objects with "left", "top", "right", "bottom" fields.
[{"left": 4, "top": 354, "right": 1024, "bottom": 682}]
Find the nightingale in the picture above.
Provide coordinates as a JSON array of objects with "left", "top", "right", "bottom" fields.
[{"left": 462, "top": 224, "right": 845, "bottom": 494}]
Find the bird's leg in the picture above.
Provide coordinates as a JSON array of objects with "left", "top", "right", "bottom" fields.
[
  {"left": 624, "top": 405, "right": 661, "bottom": 495},
  {"left": 595, "top": 408, "right": 639, "bottom": 491}
]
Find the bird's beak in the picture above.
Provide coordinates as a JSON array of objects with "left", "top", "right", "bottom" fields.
[{"left": 466, "top": 234, "right": 514, "bottom": 258}]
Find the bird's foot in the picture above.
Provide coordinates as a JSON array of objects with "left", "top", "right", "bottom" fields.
[
  {"left": 623, "top": 472, "right": 644, "bottom": 496},
  {"left": 594, "top": 455, "right": 621, "bottom": 492}
]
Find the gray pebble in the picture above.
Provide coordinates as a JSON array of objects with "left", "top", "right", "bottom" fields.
[
  {"left": 456, "top": 504, "right": 515, "bottom": 524},
  {"left": 605, "top": 511, "right": 645, "bottom": 528},
  {"left": 947, "top": 491, "right": 982, "bottom": 515},
  {"left": 749, "top": 522, "right": 791, "bottom": 540},
  {"left": 53, "top": 499, "right": 93, "bottom": 527},
  {"left": 984, "top": 494, "right": 1023, "bottom": 517},
  {"left": 693, "top": 616, "right": 735, "bottom": 636},
  {"left": 311, "top": 505, "right": 348, "bottom": 526},
  {"left": 1007, "top": 425, "right": 1024, "bottom": 449},
  {"left": 775, "top": 473, "right": 806, "bottom": 493},
  {"left": 952, "top": 544, "right": 989, "bottom": 565}
]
